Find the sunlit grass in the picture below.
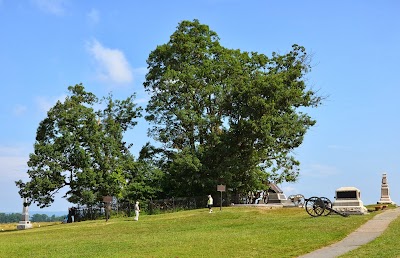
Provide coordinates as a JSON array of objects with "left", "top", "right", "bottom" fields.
[
  {"left": 0, "top": 221, "right": 59, "bottom": 231},
  {"left": 0, "top": 207, "right": 377, "bottom": 257}
]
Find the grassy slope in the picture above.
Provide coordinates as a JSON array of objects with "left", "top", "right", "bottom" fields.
[{"left": 0, "top": 207, "right": 375, "bottom": 258}]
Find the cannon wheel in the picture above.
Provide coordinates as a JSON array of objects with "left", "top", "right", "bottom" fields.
[
  {"left": 305, "top": 197, "right": 325, "bottom": 217},
  {"left": 320, "top": 197, "right": 332, "bottom": 216}
]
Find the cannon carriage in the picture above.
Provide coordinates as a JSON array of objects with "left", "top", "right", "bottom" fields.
[{"left": 304, "top": 196, "right": 349, "bottom": 217}]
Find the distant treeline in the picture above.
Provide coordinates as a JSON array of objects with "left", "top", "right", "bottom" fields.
[{"left": 0, "top": 213, "right": 65, "bottom": 223}]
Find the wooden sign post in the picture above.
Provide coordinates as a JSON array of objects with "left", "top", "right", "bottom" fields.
[{"left": 217, "top": 185, "right": 226, "bottom": 211}]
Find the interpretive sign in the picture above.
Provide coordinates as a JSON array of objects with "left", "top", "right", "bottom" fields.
[
  {"left": 103, "top": 196, "right": 112, "bottom": 203},
  {"left": 217, "top": 185, "right": 226, "bottom": 192},
  {"left": 216, "top": 185, "right": 226, "bottom": 211}
]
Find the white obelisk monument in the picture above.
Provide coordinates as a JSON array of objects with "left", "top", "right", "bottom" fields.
[
  {"left": 377, "top": 173, "right": 395, "bottom": 205},
  {"left": 16, "top": 198, "right": 33, "bottom": 230}
]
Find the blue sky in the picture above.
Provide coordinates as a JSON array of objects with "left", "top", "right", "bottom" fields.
[{"left": 1, "top": 0, "right": 399, "bottom": 213}]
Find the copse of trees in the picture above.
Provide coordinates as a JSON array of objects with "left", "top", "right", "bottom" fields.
[
  {"left": 16, "top": 19, "right": 322, "bottom": 211},
  {"left": 142, "top": 19, "right": 322, "bottom": 200},
  {"left": 30, "top": 214, "right": 65, "bottom": 222},
  {"left": 0, "top": 213, "right": 21, "bottom": 223}
]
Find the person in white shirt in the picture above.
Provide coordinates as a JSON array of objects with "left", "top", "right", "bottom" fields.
[
  {"left": 207, "top": 195, "right": 213, "bottom": 213},
  {"left": 134, "top": 201, "right": 140, "bottom": 221}
]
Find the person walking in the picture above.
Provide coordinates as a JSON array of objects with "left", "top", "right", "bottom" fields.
[
  {"left": 105, "top": 203, "right": 111, "bottom": 222},
  {"left": 134, "top": 201, "right": 140, "bottom": 221},
  {"left": 207, "top": 195, "right": 213, "bottom": 213}
]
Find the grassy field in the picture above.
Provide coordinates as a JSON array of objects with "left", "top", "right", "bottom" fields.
[{"left": 0, "top": 206, "right": 381, "bottom": 258}]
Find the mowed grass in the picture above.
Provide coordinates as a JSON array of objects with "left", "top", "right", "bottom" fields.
[{"left": 0, "top": 207, "right": 376, "bottom": 258}]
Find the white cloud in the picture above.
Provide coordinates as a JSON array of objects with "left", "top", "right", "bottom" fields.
[
  {"left": 87, "top": 8, "right": 100, "bottom": 25},
  {"left": 35, "top": 94, "right": 67, "bottom": 113},
  {"left": 32, "top": 0, "right": 67, "bottom": 15},
  {"left": 87, "top": 39, "right": 133, "bottom": 84}
]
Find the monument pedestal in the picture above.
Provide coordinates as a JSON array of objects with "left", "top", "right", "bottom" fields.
[
  {"left": 17, "top": 221, "right": 33, "bottom": 230},
  {"left": 332, "top": 187, "right": 368, "bottom": 215},
  {"left": 16, "top": 198, "right": 33, "bottom": 230}
]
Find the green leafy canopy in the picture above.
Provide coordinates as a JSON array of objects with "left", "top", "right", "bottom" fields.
[
  {"left": 16, "top": 84, "right": 145, "bottom": 208},
  {"left": 143, "top": 19, "right": 323, "bottom": 197}
]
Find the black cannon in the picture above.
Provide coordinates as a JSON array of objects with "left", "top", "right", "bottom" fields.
[{"left": 305, "top": 196, "right": 348, "bottom": 217}]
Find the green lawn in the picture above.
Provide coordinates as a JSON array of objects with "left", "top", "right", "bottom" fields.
[{"left": 0, "top": 207, "right": 378, "bottom": 257}]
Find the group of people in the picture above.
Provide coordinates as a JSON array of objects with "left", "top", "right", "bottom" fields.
[
  {"left": 133, "top": 195, "right": 214, "bottom": 221},
  {"left": 246, "top": 191, "right": 268, "bottom": 204},
  {"left": 63, "top": 207, "right": 78, "bottom": 223}
]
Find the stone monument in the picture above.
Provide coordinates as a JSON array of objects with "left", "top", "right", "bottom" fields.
[
  {"left": 16, "top": 198, "right": 33, "bottom": 230},
  {"left": 267, "top": 183, "right": 288, "bottom": 204},
  {"left": 332, "top": 186, "right": 368, "bottom": 215},
  {"left": 377, "top": 173, "right": 395, "bottom": 204}
]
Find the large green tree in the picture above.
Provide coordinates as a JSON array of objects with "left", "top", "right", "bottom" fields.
[
  {"left": 143, "top": 20, "right": 322, "bottom": 197},
  {"left": 121, "top": 157, "right": 164, "bottom": 203},
  {"left": 16, "top": 84, "right": 143, "bottom": 208}
]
